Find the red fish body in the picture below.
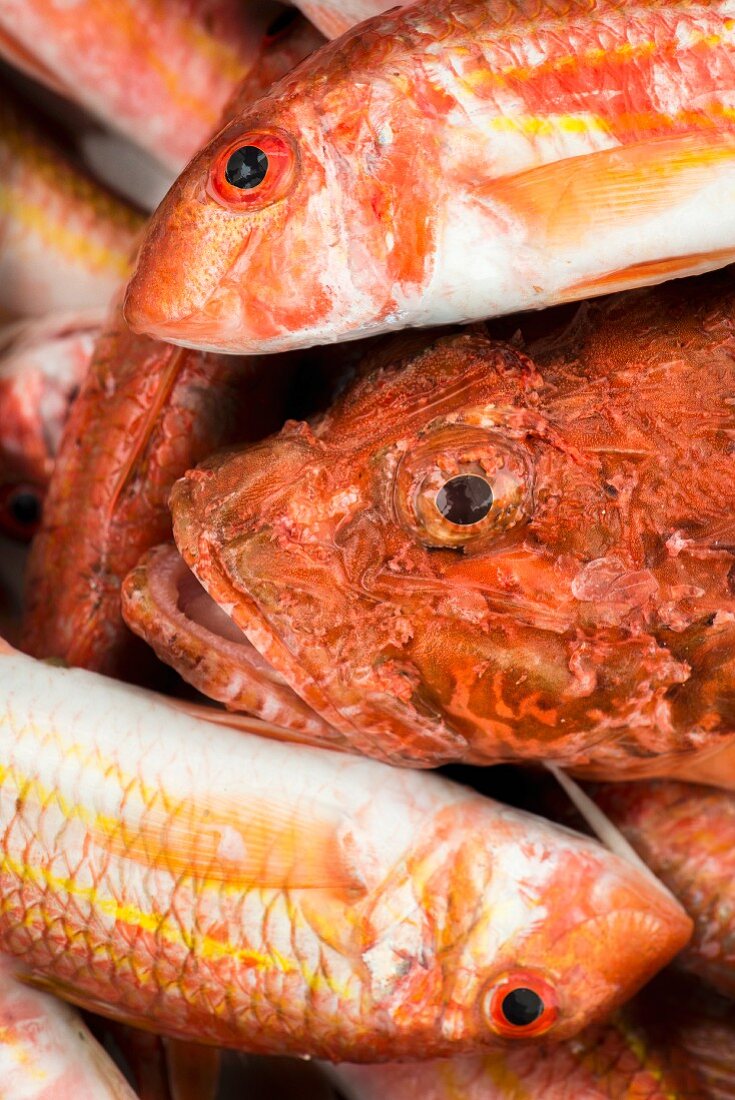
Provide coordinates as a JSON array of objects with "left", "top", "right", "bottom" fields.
[
  {"left": 127, "top": 0, "right": 735, "bottom": 353},
  {"left": 123, "top": 269, "right": 735, "bottom": 779},
  {"left": 0, "top": 312, "right": 102, "bottom": 542},
  {"left": 22, "top": 16, "right": 325, "bottom": 678}
]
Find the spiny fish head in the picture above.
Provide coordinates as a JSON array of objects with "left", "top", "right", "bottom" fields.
[
  {"left": 123, "top": 37, "right": 443, "bottom": 354},
  {"left": 169, "top": 328, "right": 735, "bottom": 767}
]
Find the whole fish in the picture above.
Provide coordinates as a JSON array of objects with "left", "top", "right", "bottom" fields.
[
  {"left": 591, "top": 780, "right": 735, "bottom": 1000},
  {"left": 0, "top": 638, "right": 690, "bottom": 1060},
  {"left": 125, "top": 0, "right": 735, "bottom": 354},
  {"left": 0, "top": 311, "right": 102, "bottom": 541},
  {"left": 0, "top": 0, "right": 284, "bottom": 171},
  {"left": 21, "top": 16, "right": 325, "bottom": 678},
  {"left": 123, "top": 268, "right": 735, "bottom": 778},
  {"left": 0, "top": 955, "right": 138, "bottom": 1100},
  {"left": 0, "top": 86, "right": 143, "bottom": 316}
]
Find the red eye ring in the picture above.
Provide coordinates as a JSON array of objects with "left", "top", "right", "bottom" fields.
[
  {"left": 207, "top": 129, "right": 297, "bottom": 213},
  {"left": 482, "top": 971, "right": 558, "bottom": 1039},
  {"left": 0, "top": 482, "right": 44, "bottom": 541}
]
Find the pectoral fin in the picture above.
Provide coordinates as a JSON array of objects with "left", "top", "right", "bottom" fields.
[
  {"left": 92, "top": 790, "right": 366, "bottom": 893},
  {"left": 490, "top": 133, "right": 735, "bottom": 246}
]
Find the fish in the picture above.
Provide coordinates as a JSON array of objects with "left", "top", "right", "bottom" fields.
[
  {"left": 0, "top": 954, "right": 138, "bottom": 1100},
  {"left": 0, "top": 85, "right": 144, "bottom": 316},
  {"left": 122, "top": 268, "right": 735, "bottom": 777},
  {"left": 0, "top": 637, "right": 691, "bottom": 1060},
  {"left": 0, "top": 311, "right": 102, "bottom": 542},
  {"left": 0, "top": 0, "right": 286, "bottom": 171},
  {"left": 125, "top": 0, "right": 735, "bottom": 354},
  {"left": 591, "top": 780, "right": 735, "bottom": 1001},
  {"left": 21, "top": 15, "right": 326, "bottom": 678},
  {"left": 330, "top": 973, "right": 735, "bottom": 1099}
]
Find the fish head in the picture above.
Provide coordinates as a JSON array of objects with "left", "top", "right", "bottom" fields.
[
  {"left": 159, "top": 322, "right": 735, "bottom": 767},
  {"left": 361, "top": 798, "right": 691, "bottom": 1052},
  {"left": 123, "top": 28, "right": 444, "bottom": 353}
]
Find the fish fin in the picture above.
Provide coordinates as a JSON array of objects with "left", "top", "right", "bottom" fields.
[
  {"left": 165, "top": 1040, "right": 220, "bottom": 1100},
  {"left": 490, "top": 133, "right": 735, "bottom": 246},
  {"left": 165, "top": 696, "right": 341, "bottom": 750},
  {"left": 92, "top": 787, "right": 366, "bottom": 894},
  {"left": 546, "top": 763, "right": 678, "bottom": 901},
  {"left": 559, "top": 247, "right": 735, "bottom": 299}
]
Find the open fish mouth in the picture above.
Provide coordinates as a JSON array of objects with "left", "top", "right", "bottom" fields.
[{"left": 122, "top": 542, "right": 344, "bottom": 747}]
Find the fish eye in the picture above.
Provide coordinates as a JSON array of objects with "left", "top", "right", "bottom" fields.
[
  {"left": 482, "top": 971, "right": 558, "bottom": 1039},
  {"left": 225, "top": 146, "right": 268, "bottom": 190},
  {"left": 208, "top": 129, "right": 298, "bottom": 213},
  {"left": 0, "top": 483, "right": 43, "bottom": 541},
  {"left": 394, "top": 426, "right": 532, "bottom": 549},
  {"left": 436, "top": 474, "right": 493, "bottom": 526}
]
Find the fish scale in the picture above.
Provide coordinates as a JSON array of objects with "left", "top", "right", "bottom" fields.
[
  {"left": 0, "top": 642, "right": 691, "bottom": 1060},
  {"left": 126, "top": 0, "right": 735, "bottom": 353}
]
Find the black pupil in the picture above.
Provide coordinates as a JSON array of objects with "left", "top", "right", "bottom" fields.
[
  {"left": 435, "top": 475, "right": 493, "bottom": 526},
  {"left": 501, "top": 987, "right": 544, "bottom": 1027},
  {"left": 225, "top": 146, "right": 268, "bottom": 190},
  {"left": 9, "top": 490, "right": 41, "bottom": 528}
]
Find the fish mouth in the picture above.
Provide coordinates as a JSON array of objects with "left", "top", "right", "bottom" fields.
[{"left": 121, "top": 542, "right": 345, "bottom": 747}]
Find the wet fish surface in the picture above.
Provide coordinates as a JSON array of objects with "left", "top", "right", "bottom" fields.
[
  {"left": 126, "top": 0, "right": 735, "bottom": 353},
  {"left": 0, "top": 640, "right": 690, "bottom": 1060},
  {"left": 124, "top": 269, "right": 735, "bottom": 780}
]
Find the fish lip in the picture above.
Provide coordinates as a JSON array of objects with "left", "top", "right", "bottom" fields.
[{"left": 121, "top": 542, "right": 343, "bottom": 741}]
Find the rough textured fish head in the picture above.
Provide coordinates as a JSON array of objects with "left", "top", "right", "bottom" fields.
[
  {"left": 158, "top": 315, "right": 735, "bottom": 767},
  {"left": 123, "top": 23, "right": 448, "bottom": 353}
]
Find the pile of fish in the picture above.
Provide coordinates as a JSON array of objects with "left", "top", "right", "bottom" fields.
[{"left": 4, "top": 0, "right": 735, "bottom": 1096}]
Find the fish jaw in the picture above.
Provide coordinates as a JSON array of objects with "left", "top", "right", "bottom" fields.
[{"left": 121, "top": 541, "right": 348, "bottom": 745}]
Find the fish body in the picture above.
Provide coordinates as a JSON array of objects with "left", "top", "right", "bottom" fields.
[
  {"left": 0, "top": 642, "right": 690, "bottom": 1059},
  {"left": 0, "top": 311, "right": 102, "bottom": 541},
  {"left": 126, "top": 0, "right": 735, "bottom": 353},
  {"left": 123, "top": 269, "right": 735, "bottom": 774},
  {"left": 21, "top": 16, "right": 325, "bottom": 677},
  {"left": 0, "top": 88, "right": 143, "bottom": 316},
  {"left": 0, "top": 955, "right": 137, "bottom": 1100},
  {"left": 0, "top": 0, "right": 282, "bottom": 170}
]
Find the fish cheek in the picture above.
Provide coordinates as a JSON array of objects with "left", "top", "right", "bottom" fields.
[{"left": 662, "top": 619, "right": 735, "bottom": 734}]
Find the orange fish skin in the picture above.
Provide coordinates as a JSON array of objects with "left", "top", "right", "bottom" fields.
[
  {"left": 0, "top": 642, "right": 691, "bottom": 1060},
  {"left": 0, "top": 955, "right": 137, "bottom": 1100},
  {"left": 592, "top": 781, "right": 735, "bottom": 1000},
  {"left": 130, "top": 268, "right": 735, "bottom": 772},
  {"left": 0, "top": 0, "right": 284, "bottom": 171},
  {"left": 21, "top": 16, "right": 325, "bottom": 678},
  {"left": 126, "top": 0, "right": 735, "bottom": 354},
  {"left": 0, "top": 87, "right": 143, "bottom": 316},
  {"left": 0, "top": 312, "right": 102, "bottom": 543},
  {"left": 332, "top": 973, "right": 731, "bottom": 1099}
]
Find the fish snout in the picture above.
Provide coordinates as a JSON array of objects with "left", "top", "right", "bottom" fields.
[
  {"left": 560, "top": 873, "right": 693, "bottom": 1031},
  {"left": 123, "top": 160, "right": 252, "bottom": 348}
]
